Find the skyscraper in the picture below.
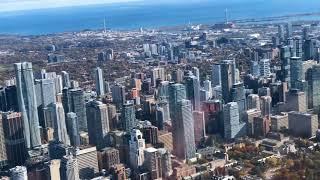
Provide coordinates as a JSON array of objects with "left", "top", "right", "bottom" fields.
[
  {"left": 66, "top": 113, "right": 80, "bottom": 147},
  {"left": 192, "top": 67, "right": 200, "bottom": 80},
  {"left": 129, "top": 129, "right": 145, "bottom": 168},
  {"left": 247, "top": 94, "right": 260, "bottom": 110},
  {"left": 280, "top": 46, "right": 291, "bottom": 87},
  {"left": 1, "top": 112, "right": 27, "bottom": 166},
  {"left": 75, "top": 146, "right": 99, "bottom": 179},
  {"left": 173, "top": 100, "right": 196, "bottom": 160},
  {"left": 211, "top": 64, "right": 221, "bottom": 87},
  {"left": 260, "top": 96, "right": 272, "bottom": 117},
  {"left": 86, "top": 100, "right": 110, "bottom": 149},
  {"left": 122, "top": 101, "right": 136, "bottom": 132},
  {"left": 220, "top": 60, "right": 236, "bottom": 103},
  {"left": 111, "top": 84, "right": 126, "bottom": 108},
  {"left": 61, "top": 71, "right": 71, "bottom": 89},
  {"left": 69, "top": 89, "right": 87, "bottom": 132},
  {"left": 14, "top": 62, "right": 41, "bottom": 149},
  {"left": 306, "top": 65, "right": 320, "bottom": 112},
  {"left": 144, "top": 147, "right": 161, "bottom": 179},
  {"left": 231, "top": 83, "right": 247, "bottom": 120},
  {"left": 185, "top": 74, "right": 201, "bottom": 111},
  {"left": 60, "top": 153, "right": 80, "bottom": 180},
  {"left": 152, "top": 67, "right": 166, "bottom": 87},
  {"left": 290, "top": 57, "right": 303, "bottom": 88},
  {"left": 286, "top": 22, "right": 292, "bottom": 39},
  {"left": 223, "top": 102, "right": 246, "bottom": 140},
  {"left": 45, "top": 159, "right": 61, "bottom": 180},
  {"left": 94, "top": 67, "right": 105, "bottom": 97},
  {"left": 168, "top": 83, "right": 186, "bottom": 121},
  {"left": 0, "top": 114, "right": 7, "bottom": 168},
  {"left": 259, "top": 59, "right": 271, "bottom": 77},
  {"left": 278, "top": 24, "right": 285, "bottom": 41},
  {"left": 193, "top": 111, "right": 205, "bottom": 145},
  {"left": 54, "top": 103, "right": 70, "bottom": 145}
]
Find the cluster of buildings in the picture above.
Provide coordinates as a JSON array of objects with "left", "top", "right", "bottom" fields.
[{"left": 1, "top": 20, "right": 320, "bottom": 180}]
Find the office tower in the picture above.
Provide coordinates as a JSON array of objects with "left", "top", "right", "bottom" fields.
[
  {"left": 158, "top": 81, "right": 169, "bottom": 101},
  {"left": 0, "top": 86, "right": 18, "bottom": 112},
  {"left": 290, "top": 57, "right": 303, "bottom": 88},
  {"left": 61, "top": 71, "right": 71, "bottom": 89},
  {"left": 192, "top": 67, "right": 200, "bottom": 80},
  {"left": 231, "top": 83, "right": 246, "bottom": 120},
  {"left": 253, "top": 116, "right": 270, "bottom": 137},
  {"left": 97, "top": 147, "right": 120, "bottom": 172},
  {"left": 193, "top": 111, "right": 205, "bottom": 145},
  {"left": 155, "top": 101, "right": 170, "bottom": 129},
  {"left": 60, "top": 154, "right": 80, "bottom": 180},
  {"left": 10, "top": 166, "right": 28, "bottom": 180},
  {"left": 203, "top": 79, "right": 212, "bottom": 98},
  {"left": 286, "top": 22, "right": 292, "bottom": 38},
  {"left": 144, "top": 147, "right": 161, "bottom": 179},
  {"left": 141, "top": 125, "right": 158, "bottom": 145},
  {"left": 0, "top": 114, "right": 7, "bottom": 168},
  {"left": 306, "top": 65, "right": 320, "bottom": 112},
  {"left": 66, "top": 113, "right": 80, "bottom": 146},
  {"left": 247, "top": 94, "right": 260, "bottom": 110},
  {"left": 220, "top": 60, "right": 236, "bottom": 103},
  {"left": 54, "top": 103, "right": 70, "bottom": 145},
  {"left": 294, "top": 37, "right": 303, "bottom": 58},
  {"left": 286, "top": 89, "right": 306, "bottom": 112},
  {"left": 69, "top": 89, "right": 87, "bottom": 131},
  {"left": 168, "top": 83, "right": 186, "bottom": 121},
  {"left": 107, "top": 104, "right": 118, "bottom": 130},
  {"left": 129, "top": 129, "right": 146, "bottom": 168},
  {"left": 278, "top": 24, "right": 285, "bottom": 41},
  {"left": 98, "top": 52, "right": 107, "bottom": 62},
  {"left": 250, "top": 60, "right": 260, "bottom": 77},
  {"left": 75, "top": 146, "right": 99, "bottom": 179},
  {"left": 245, "top": 109, "right": 261, "bottom": 136},
  {"left": 304, "top": 39, "right": 316, "bottom": 60},
  {"left": 288, "top": 112, "right": 318, "bottom": 138},
  {"left": 259, "top": 59, "right": 271, "bottom": 77},
  {"left": 14, "top": 62, "right": 41, "bottom": 149},
  {"left": 172, "top": 69, "right": 184, "bottom": 83},
  {"left": 86, "top": 101, "right": 110, "bottom": 149},
  {"left": 260, "top": 96, "right": 272, "bottom": 117},
  {"left": 1, "top": 112, "right": 26, "bottom": 166},
  {"left": 55, "top": 75, "right": 63, "bottom": 94},
  {"left": 172, "top": 100, "right": 196, "bottom": 160},
  {"left": 211, "top": 64, "right": 221, "bottom": 87},
  {"left": 106, "top": 49, "right": 114, "bottom": 60},
  {"left": 223, "top": 102, "right": 246, "bottom": 140},
  {"left": 36, "top": 78, "right": 56, "bottom": 129},
  {"left": 94, "top": 67, "right": 105, "bottom": 97},
  {"left": 45, "top": 159, "right": 61, "bottom": 180},
  {"left": 122, "top": 101, "right": 136, "bottom": 132},
  {"left": 111, "top": 84, "right": 126, "bottom": 108},
  {"left": 185, "top": 74, "right": 201, "bottom": 111},
  {"left": 280, "top": 46, "right": 291, "bottom": 86},
  {"left": 152, "top": 68, "right": 166, "bottom": 87},
  {"left": 270, "top": 82, "right": 287, "bottom": 106},
  {"left": 270, "top": 113, "right": 288, "bottom": 132},
  {"left": 303, "top": 26, "right": 310, "bottom": 40},
  {"left": 157, "top": 148, "right": 172, "bottom": 178}
]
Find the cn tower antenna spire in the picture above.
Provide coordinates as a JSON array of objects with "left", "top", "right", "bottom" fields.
[{"left": 225, "top": 8, "right": 229, "bottom": 24}]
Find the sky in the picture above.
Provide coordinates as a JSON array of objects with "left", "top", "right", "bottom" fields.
[{"left": 0, "top": 0, "right": 142, "bottom": 12}]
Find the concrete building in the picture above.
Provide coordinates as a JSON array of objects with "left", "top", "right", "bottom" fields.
[
  {"left": 173, "top": 100, "right": 196, "bottom": 160},
  {"left": 69, "top": 89, "right": 87, "bottom": 132},
  {"left": 185, "top": 74, "right": 201, "bottom": 111},
  {"left": 220, "top": 60, "right": 236, "bottom": 103},
  {"left": 66, "top": 113, "right": 80, "bottom": 147},
  {"left": 0, "top": 114, "right": 7, "bottom": 168},
  {"left": 270, "top": 113, "right": 288, "bottom": 131},
  {"left": 14, "top": 62, "right": 41, "bottom": 149},
  {"left": 54, "top": 103, "right": 70, "bottom": 145},
  {"left": 223, "top": 102, "right": 246, "bottom": 140},
  {"left": 259, "top": 59, "right": 271, "bottom": 77},
  {"left": 122, "top": 101, "right": 136, "bottom": 132},
  {"left": 45, "top": 159, "right": 61, "bottom": 180},
  {"left": 97, "top": 147, "right": 120, "bottom": 172},
  {"left": 247, "top": 94, "right": 260, "bottom": 110},
  {"left": 193, "top": 111, "right": 206, "bottom": 145},
  {"left": 75, "top": 146, "right": 99, "bottom": 179},
  {"left": 86, "top": 101, "right": 110, "bottom": 149},
  {"left": 94, "top": 67, "right": 105, "bottom": 97},
  {"left": 60, "top": 154, "right": 80, "bottom": 180},
  {"left": 286, "top": 89, "right": 306, "bottom": 112},
  {"left": 288, "top": 111, "right": 318, "bottom": 138},
  {"left": 260, "top": 96, "right": 272, "bottom": 117},
  {"left": 129, "top": 129, "right": 145, "bottom": 169}
]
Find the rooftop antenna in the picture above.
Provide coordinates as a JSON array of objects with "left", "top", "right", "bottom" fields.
[{"left": 225, "top": 8, "right": 229, "bottom": 24}]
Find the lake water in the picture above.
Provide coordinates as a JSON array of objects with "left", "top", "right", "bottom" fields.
[{"left": 0, "top": 0, "right": 320, "bottom": 35}]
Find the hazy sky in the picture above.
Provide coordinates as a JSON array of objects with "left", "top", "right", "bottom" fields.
[{"left": 0, "top": 0, "right": 142, "bottom": 12}]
